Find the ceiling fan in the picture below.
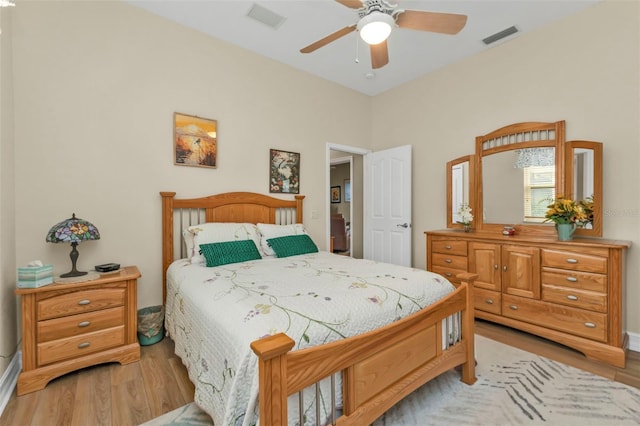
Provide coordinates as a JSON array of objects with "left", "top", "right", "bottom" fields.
[{"left": 300, "top": 0, "right": 467, "bottom": 69}]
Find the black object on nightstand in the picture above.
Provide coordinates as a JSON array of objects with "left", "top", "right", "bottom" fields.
[{"left": 95, "top": 263, "right": 120, "bottom": 272}]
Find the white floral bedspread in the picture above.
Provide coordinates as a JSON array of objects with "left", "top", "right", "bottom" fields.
[{"left": 165, "top": 251, "right": 455, "bottom": 426}]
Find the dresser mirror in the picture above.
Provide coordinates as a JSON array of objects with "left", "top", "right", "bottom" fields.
[
  {"left": 446, "top": 155, "right": 475, "bottom": 229},
  {"left": 446, "top": 121, "right": 603, "bottom": 237}
]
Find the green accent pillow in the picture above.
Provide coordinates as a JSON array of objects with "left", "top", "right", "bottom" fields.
[
  {"left": 199, "top": 240, "right": 262, "bottom": 267},
  {"left": 267, "top": 234, "right": 318, "bottom": 258}
]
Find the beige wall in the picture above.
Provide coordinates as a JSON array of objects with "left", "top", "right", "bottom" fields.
[
  {"left": 372, "top": 1, "right": 639, "bottom": 332},
  {"left": 11, "top": 0, "right": 371, "bottom": 313},
  {"left": 1, "top": 6, "right": 17, "bottom": 378},
  {"left": 2, "top": 0, "right": 639, "bottom": 387}
]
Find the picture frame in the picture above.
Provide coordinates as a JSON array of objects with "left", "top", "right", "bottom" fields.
[
  {"left": 174, "top": 112, "right": 217, "bottom": 168},
  {"left": 344, "top": 179, "right": 351, "bottom": 202},
  {"left": 331, "top": 186, "right": 341, "bottom": 203},
  {"left": 269, "top": 149, "right": 300, "bottom": 194}
]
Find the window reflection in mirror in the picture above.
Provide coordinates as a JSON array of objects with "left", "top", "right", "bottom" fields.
[{"left": 482, "top": 148, "right": 556, "bottom": 225}]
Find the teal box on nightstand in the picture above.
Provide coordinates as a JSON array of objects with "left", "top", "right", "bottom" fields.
[{"left": 17, "top": 264, "right": 54, "bottom": 288}]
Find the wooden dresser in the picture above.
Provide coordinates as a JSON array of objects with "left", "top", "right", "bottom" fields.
[
  {"left": 15, "top": 266, "right": 141, "bottom": 395},
  {"left": 426, "top": 230, "right": 630, "bottom": 367}
]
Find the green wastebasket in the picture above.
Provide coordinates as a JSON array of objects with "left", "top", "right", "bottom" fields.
[{"left": 137, "top": 305, "right": 164, "bottom": 346}]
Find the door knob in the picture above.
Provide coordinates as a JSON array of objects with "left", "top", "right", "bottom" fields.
[{"left": 397, "top": 223, "right": 410, "bottom": 228}]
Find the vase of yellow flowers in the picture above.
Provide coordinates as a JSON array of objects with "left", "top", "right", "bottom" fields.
[
  {"left": 544, "top": 196, "right": 594, "bottom": 241},
  {"left": 457, "top": 203, "right": 474, "bottom": 232}
]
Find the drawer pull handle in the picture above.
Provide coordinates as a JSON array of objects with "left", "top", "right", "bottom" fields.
[
  {"left": 445, "top": 273, "right": 452, "bottom": 277},
  {"left": 566, "top": 258, "right": 578, "bottom": 264},
  {"left": 509, "top": 305, "right": 518, "bottom": 310},
  {"left": 445, "top": 259, "right": 452, "bottom": 264},
  {"left": 445, "top": 245, "right": 452, "bottom": 250},
  {"left": 78, "top": 299, "right": 91, "bottom": 306},
  {"left": 567, "top": 295, "right": 578, "bottom": 301},
  {"left": 78, "top": 321, "right": 91, "bottom": 327},
  {"left": 566, "top": 276, "right": 578, "bottom": 282},
  {"left": 584, "top": 322, "right": 596, "bottom": 329},
  {"left": 485, "top": 299, "right": 494, "bottom": 305},
  {"left": 78, "top": 342, "right": 91, "bottom": 349}
]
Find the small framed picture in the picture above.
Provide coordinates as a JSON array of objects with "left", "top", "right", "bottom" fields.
[
  {"left": 270, "top": 149, "right": 300, "bottom": 194},
  {"left": 331, "top": 186, "right": 341, "bottom": 203},
  {"left": 174, "top": 112, "right": 217, "bottom": 168}
]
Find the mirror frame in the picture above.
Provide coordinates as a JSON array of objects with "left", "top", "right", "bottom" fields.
[
  {"left": 476, "top": 121, "right": 565, "bottom": 236},
  {"left": 446, "top": 120, "right": 603, "bottom": 237},
  {"left": 565, "top": 140, "right": 603, "bottom": 237},
  {"left": 446, "top": 155, "right": 476, "bottom": 229}
]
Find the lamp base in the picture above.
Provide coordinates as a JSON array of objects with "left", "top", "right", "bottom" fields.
[{"left": 60, "top": 270, "right": 88, "bottom": 278}]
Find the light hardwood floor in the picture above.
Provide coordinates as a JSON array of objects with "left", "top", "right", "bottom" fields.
[{"left": 2, "top": 320, "right": 639, "bottom": 426}]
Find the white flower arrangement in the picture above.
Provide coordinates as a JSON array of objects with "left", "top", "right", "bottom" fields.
[{"left": 457, "top": 203, "right": 473, "bottom": 226}]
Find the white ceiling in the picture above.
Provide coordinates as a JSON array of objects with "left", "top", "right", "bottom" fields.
[{"left": 127, "top": 0, "right": 601, "bottom": 96}]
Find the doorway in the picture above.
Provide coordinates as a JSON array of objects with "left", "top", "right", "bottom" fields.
[{"left": 326, "top": 143, "right": 370, "bottom": 258}]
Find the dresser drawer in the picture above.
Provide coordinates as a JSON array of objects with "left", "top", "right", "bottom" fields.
[
  {"left": 541, "top": 249, "right": 607, "bottom": 274},
  {"left": 502, "top": 295, "right": 607, "bottom": 342},
  {"left": 37, "top": 307, "right": 125, "bottom": 342},
  {"left": 37, "top": 288, "right": 125, "bottom": 320},
  {"left": 432, "top": 253, "right": 467, "bottom": 270},
  {"left": 432, "top": 266, "right": 467, "bottom": 284},
  {"left": 473, "top": 287, "right": 501, "bottom": 315},
  {"left": 541, "top": 269, "right": 606, "bottom": 293},
  {"left": 37, "top": 326, "right": 125, "bottom": 366},
  {"left": 431, "top": 240, "right": 467, "bottom": 256},
  {"left": 541, "top": 285, "right": 607, "bottom": 313}
]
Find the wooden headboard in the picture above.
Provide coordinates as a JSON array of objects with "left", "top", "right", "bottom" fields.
[{"left": 160, "top": 191, "right": 305, "bottom": 304}]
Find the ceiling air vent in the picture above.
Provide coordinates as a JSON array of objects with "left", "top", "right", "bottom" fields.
[
  {"left": 482, "top": 25, "right": 519, "bottom": 45},
  {"left": 246, "top": 3, "right": 286, "bottom": 30}
]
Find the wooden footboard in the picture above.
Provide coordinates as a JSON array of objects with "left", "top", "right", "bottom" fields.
[{"left": 251, "top": 273, "right": 477, "bottom": 426}]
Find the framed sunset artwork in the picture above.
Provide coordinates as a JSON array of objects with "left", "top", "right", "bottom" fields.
[{"left": 174, "top": 112, "right": 217, "bottom": 168}]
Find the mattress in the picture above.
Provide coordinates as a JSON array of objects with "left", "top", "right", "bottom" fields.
[{"left": 165, "top": 251, "right": 456, "bottom": 426}]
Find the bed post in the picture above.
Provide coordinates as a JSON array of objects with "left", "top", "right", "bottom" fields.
[
  {"left": 250, "top": 333, "right": 296, "bottom": 426},
  {"left": 160, "top": 192, "right": 176, "bottom": 306},
  {"left": 456, "top": 272, "right": 477, "bottom": 385},
  {"left": 294, "top": 195, "right": 304, "bottom": 224}
]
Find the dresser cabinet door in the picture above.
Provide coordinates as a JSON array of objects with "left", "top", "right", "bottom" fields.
[
  {"left": 502, "top": 245, "right": 540, "bottom": 299},
  {"left": 468, "top": 242, "right": 501, "bottom": 291}
]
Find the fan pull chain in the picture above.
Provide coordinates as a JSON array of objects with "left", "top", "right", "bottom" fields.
[{"left": 354, "top": 36, "right": 360, "bottom": 63}]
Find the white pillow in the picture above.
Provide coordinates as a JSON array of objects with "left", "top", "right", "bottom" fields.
[
  {"left": 257, "top": 223, "right": 308, "bottom": 257},
  {"left": 185, "top": 223, "right": 263, "bottom": 264}
]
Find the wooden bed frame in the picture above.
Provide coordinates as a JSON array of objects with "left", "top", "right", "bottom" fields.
[{"left": 160, "top": 191, "right": 477, "bottom": 426}]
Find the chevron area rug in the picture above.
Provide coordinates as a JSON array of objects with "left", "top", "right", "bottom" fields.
[{"left": 141, "top": 335, "right": 640, "bottom": 426}]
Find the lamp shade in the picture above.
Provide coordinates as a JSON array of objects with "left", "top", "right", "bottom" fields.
[
  {"left": 46, "top": 213, "right": 100, "bottom": 278},
  {"left": 357, "top": 12, "right": 394, "bottom": 45},
  {"left": 46, "top": 213, "right": 100, "bottom": 243}
]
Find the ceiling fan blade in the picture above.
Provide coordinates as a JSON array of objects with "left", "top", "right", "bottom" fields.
[
  {"left": 370, "top": 40, "right": 389, "bottom": 69},
  {"left": 396, "top": 10, "right": 467, "bottom": 35},
  {"left": 300, "top": 25, "right": 356, "bottom": 53},
  {"left": 335, "top": 0, "right": 362, "bottom": 9}
]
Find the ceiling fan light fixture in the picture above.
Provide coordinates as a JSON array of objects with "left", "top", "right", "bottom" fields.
[{"left": 357, "top": 12, "right": 394, "bottom": 45}]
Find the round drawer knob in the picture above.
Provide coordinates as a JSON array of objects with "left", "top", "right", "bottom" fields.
[
  {"left": 509, "top": 305, "right": 518, "bottom": 310},
  {"left": 485, "top": 299, "right": 494, "bottom": 305}
]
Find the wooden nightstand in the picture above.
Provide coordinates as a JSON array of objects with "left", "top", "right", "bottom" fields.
[{"left": 15, "top": 266, "right": 141, "bottom": 395}]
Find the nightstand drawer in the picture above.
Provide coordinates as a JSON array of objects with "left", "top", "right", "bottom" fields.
[
  {"left": 37, "top": 307, "right": 125, "bottom": 342},
  {"left": 37, "top": 326, "right": 125, "bottom": 366},
  {"left": 37, "top": 288, "right": 125, "bottom": 320}
]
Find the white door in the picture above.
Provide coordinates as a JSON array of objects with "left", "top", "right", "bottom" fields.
[{"left": 363, "top": 145, "right": 412, "bottom": 266}]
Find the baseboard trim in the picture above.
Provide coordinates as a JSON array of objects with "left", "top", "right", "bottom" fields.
[
  {"left": 0, "top": 350, "right": 21, "bottom": 417},
  {"left": 628, "top": 331, "right": 640, "bottom": 353}
]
